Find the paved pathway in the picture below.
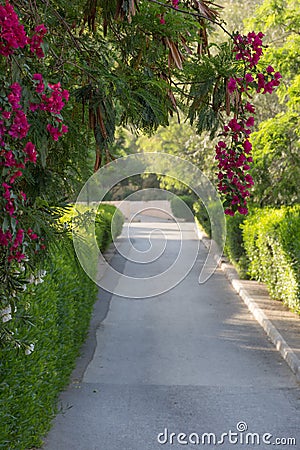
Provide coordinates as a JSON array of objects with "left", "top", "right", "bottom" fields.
[{"left": 43, "top": 219, "right": 300, "bottom": 450}]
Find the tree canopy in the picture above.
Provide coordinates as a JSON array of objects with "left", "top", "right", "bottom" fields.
[
  {"left": 247, "top": 0, "right": 300, "bottom": 206},
  {"left": 0, "top": 0, "right": 289, "bottom": 349}
]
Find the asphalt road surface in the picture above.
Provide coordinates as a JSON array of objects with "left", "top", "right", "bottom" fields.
[{"left": 43, "top": 219, "right": 300, "bottom": 450}]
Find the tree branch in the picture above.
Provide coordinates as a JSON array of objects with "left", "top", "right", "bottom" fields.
[{"left": 147, "top": 0, "right": 234, "bottom": 40}]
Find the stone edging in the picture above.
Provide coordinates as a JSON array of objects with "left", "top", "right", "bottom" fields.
[{"left": 195, "top": 223, "right": 300, "bottom": 382}]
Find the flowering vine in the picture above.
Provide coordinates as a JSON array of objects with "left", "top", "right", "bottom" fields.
[
  {"left": 216, "top": 32, "right": 282, "bottom": 216},
  {"left": 155, "top": 3, "right": 281, "bottom": 215},
  {"left": 0, "top": 1, "right": 69, "bottom": 351}
]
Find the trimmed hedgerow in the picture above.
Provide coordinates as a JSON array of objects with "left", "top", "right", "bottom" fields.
[
  {"left": 192, "top": 200, "right": 226, "bottom": 250},
  {"left": 242, "top": 205, "right": 300, "bottom": 313},
  {"left": 96, "top": 203, "right": 124, "bottom": 251},
  {"left": 193, "top": 200, "right": 300, "bottom": 312},
  {"left": 193, "top": 199, "right": 249, "bottom": 276},
  {"left": 224, "top": 214, "right": 249, "bottom": 278},
  {"left": 0, "top": 204, "right": 123, "bottom": 450},
  {"left": 193, "top": 199, "right": 211, "bottom": 237}
]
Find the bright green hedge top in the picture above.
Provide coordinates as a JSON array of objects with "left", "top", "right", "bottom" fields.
[{"left": 242, "top": 205, "right": 300, "bottom": 313}]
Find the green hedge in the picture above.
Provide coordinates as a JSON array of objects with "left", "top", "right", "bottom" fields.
[
  {"left": 242, "top": 206, "right": 300, "bottom": 313},
  {"left": 193, "top": 201, "right": 300, "bottom": 312},
  {"left": 193, "top": 200, "right": 211, "bottom": 237},
  {"left": 171, "top": 195, "right": 195, "bottom": 220},
  {"left": 193, "top": 200, "right": 249, "bottom": 276},
  {"left": 224, "top": 214, "right": 249, "bottom": 278},
  {"left": 96, "top": 203, "right": 124, "bottom": 251},
  {"left": 0, "top": 204, "right": 123, "bottom": 450}
]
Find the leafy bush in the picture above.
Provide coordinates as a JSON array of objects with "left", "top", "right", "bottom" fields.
[
  {"left": 171, "top": 195, "right": 195, "bottom": 220},
  {"left": 193, "top": 200, "right": 211, "bottom": 237},
  {"left": 96, "top": 204, "right": 124, "bottom": 249},
  {"left": 242, "top": 206, "right": 300, "bottom": 313},
  {"left": 0, "top": 205, "right": 123, "bottom": 450},
  {"left": 224, "top": 214, "right": 249, "bottom": 278}
]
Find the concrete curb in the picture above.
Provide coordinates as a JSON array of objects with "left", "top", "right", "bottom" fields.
[
  {"left": 96, "top": 242, "right": 116, "bottom": 282},
  {"left": 195, "top": 223, "right": 300, "bottom": 382}
]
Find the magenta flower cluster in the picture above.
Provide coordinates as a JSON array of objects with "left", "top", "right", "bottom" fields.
[
  {"left": 0, "top": 80, "right": 46, "bottom": 262},
  {"left": 31, "top": 77, "right": 69, "bottom": 140},
  {"left": 0, "top": 2, "right": 69, "bottom": 263},
  {"left": 233, "top": 31, "right": 265, "bottom": 68},
  {"left": 0, "top": 1, "right": 46, "bottom": 57},
  {"left": 29, "top": 24, "right": 47, "bottom": 58},
  {"left": 216, "top": 32, "right": 282, "bottom": 216}
]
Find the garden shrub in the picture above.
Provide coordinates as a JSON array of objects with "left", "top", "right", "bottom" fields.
[
  {"left": 0, "top": 205, "right": 123, "bottom": 450},
  {"left": 171, "top": 195, "right": 195, "bottom": 220},
  {"left": 224, "top": 214, "right": 249, "bottom": 278},
  {"left": 96, "top": 204, "right": 124, "bottom": 249},
  {"left": 193, "top": 199, "right": 211, "bottom": 237},
  {"left": 193, "top": 200, "right": 226, "bottom": 251},
  {"left": 242, "top": 205, "right": 300, "bottom": 313}
]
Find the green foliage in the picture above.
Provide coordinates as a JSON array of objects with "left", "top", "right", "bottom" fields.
[
  {"left": 187, "top": 41, "right": 236, "bottom": 138},
  {"left": 245, "top": 0, "right": 300, "bottom": 208},
  {"left": 213, "top": 0, "right": 263, "bottom": 34},
  {"left": 242, "top": 206, "right": 300, "bottom": 313},
  {"left": 250, "top": 112, "right": 300, "bottom": 206},
  {"left": 224, "top": 214, "right": 249, "bottom": 277},
  {"left": 193, "top": 199, "right": 211, "bottom": 237},
  {"left": 0, "top": 205, "right": 123, "bottom": 450},
  {"left": 193, "top": 199, "right": 225, "bottom": 249},
  {"left": 134, "top": 116, "right": 217, "bottom": 179},
  {"left": 11, "top": 0, "right": 250, "bottom": 174},
  {"left": 0, "top": 243, "right": 96, "bottom": 449},
  {"left": 170, "top": 195, "right": 195, "bottom": 220},
  {"left": 96, "top": 204, "right": 124, "bottom": 249}
]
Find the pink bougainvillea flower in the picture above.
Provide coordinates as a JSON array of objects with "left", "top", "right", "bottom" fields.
[
  {"left": 29, "top": 103, "right": 40, "bottom": 112},
  {"left": 238, "top": 206, "right": 248, "bottom": 215},
  {"left": 24, "top": 142, "right": 37, "bottom": 163},
  {"left": 245, "top": 102, "right": 255, "bottom": 113},
  {"left": 228, "top": 118, "right": 242, "bottom": 132},
  {"left": 2, "top": 111, "right": 11, "bottom": 120},
  {"left": 0, "top": 229, "right": 12, "bottom": 247},
  {"left": 266, "top": 65, "right": 275, "bottom": 73},
  {"left": 29, "top": 24, "right": 47, "bottom": 58},
  {"left": 46, "top": 124, "right": 60, "bottom": 141},
  {"left": 62, "top": 89, "right": 70, "bottom": 101},
  {"left": 243, "top": 140, "right": 252, "bottom": 153},
  {"left": 257, "top": 73, "right": 265, "bottom": 92},
  {"left": 0, "top": 2, "right": 28, "bottom": 56},
  {"left": 4, "top": 150, "right": 17, "bottom": 167},
  {"left": 28, "top": 231, "right": 38, "bottom": 240},
  {"left": 5, "top": 200, "right": 15, "bottom": 216},
  {"left": 246, "top": 116, "right": 255, "bottom": 127},
  {"left": 274, "top": 72, "right": 282, "bottom": 80},
  {"left": 8, "top": 110, "right": 30, "bottom": 139},
  {"left": 33, "top": 73, "right": 45, "bottom": 93},
  {"left": 225, "top": 208, "right": 235, "bottom": 216},
  {"left": 227, "top": 77, "right": 237, "bottom": 93},
  {"left": 20, "top": 191, "right": 26, "bottom": 201},
  {"left": 9, "top": 170, "right": 23, "bottom": 184},
  {"left": 7, "top": 82, "right": 22, "bottom": 110},
  {"left": 245, "top": 73, "right": 254, "bottom": 83}
]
